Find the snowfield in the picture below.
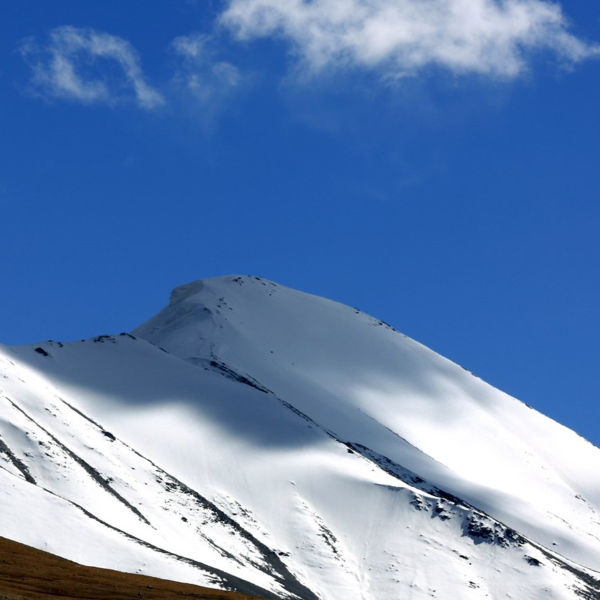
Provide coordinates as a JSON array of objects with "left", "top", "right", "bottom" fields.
[{"left": 1, "top": 275, "right": 599, "bottom": 599}]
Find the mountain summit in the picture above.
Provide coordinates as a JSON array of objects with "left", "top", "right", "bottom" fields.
[{"left": 1, "top": 275, "right": 599, "bottom": 599}]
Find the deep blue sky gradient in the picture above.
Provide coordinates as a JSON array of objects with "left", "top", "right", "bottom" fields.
[{"left": 1, "top": 1, "right": 600, "bottom": 445}]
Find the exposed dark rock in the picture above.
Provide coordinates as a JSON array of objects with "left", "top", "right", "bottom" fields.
[{"left": 0, "top": 436, "right": 36, "bottom": 484}]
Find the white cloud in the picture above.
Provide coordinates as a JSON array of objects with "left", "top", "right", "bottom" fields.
[
  {"left": 220, "top": 0, "right": 600, "bottom": 79},
  {"left": 21, "top": 26, "right": 164, "bottom": 109}
]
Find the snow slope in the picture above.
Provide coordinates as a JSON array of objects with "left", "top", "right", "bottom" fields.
[{"left": 1, "top": 275, "right": 600, "bottom": 600}]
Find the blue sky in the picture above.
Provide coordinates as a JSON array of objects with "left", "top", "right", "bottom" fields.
[{"left": 1, "top": 1, "right": 600, "bottom": 445}]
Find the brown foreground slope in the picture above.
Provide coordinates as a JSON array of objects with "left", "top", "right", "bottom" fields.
[{"left": 0, "top": 536, "right": 271, "bottom": 600}]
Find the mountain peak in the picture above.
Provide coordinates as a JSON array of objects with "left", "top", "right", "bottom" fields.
[
  {"left": 169, "top": 280, "right": 206, "bottom": 306},
  {"left": 2, "top": 277, "right": 600, "bottom": 599},
  {"left": 168, "top": 275, "right": 278, "bottom": 306},
  {"left": 133, "top": 275, "right": 284, "bottom": 364}
]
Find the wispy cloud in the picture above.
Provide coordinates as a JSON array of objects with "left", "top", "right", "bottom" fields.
[
  {"left": 20, "top": 26, "right": 164, "bottom": 110},
  {"left": 170, "top": 33, "right": 244, "bottom": 122},
  {"left": 172, "top": 32, "right": 209, "bottom": 61},
  {"left": 220, "top": 0, "right": 600, "bottom": 79}
]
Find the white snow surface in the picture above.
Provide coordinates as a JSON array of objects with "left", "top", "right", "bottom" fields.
[{"left": 1, "top": 274, "right": 599, "bottom": 600}]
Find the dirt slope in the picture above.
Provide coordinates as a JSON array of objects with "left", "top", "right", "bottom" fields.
[{"left": 0, "top": 536, "right": 272, "bottom": 600}]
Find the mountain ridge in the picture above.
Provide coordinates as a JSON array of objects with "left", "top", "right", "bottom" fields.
[{"left": 1, "top": 275, "right": 600, "bottom": 599}]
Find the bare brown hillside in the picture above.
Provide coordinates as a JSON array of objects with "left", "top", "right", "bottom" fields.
[{"left": 0, "top": 536, "right": 272, "bottom": 600}]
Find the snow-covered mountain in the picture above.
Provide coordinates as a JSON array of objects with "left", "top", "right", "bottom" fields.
[{"left": 1, "top": 275, "right": 599, "bottom": 599}]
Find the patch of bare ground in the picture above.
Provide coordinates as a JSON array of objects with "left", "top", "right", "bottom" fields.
[{"left": 0, "top": 536, "right": 273, "bottom": 600}]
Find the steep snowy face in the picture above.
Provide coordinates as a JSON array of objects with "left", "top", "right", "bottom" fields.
[
  {"left": 0, "top": 341, "right": 318, "bottom": 600},
  {"left": 2, "top": 275, "right": 600, "bottom": 600},
  {"left": 134, "top": 275, "right": 600, "bottom": 571}
]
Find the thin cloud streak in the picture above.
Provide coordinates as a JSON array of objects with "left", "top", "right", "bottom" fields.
[
  {"left": 20, "top": 26, "right": 164, "bottom": 110},
  {"left": 220, "top": 0, "right": 600, "bottom": 79}
]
